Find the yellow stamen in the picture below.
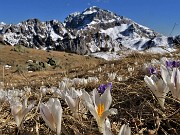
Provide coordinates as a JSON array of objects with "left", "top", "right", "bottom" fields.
[{"left": 97, "top": 103, "right": 104, "bottom": 117}]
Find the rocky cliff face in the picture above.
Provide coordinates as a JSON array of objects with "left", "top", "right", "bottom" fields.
[{"left": 0, "top": 6, "right": 175, "bottom": 55}]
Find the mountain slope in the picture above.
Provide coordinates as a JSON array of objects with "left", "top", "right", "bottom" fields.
[
  {"left": 64, "top": 6, "right": 173, "bottom": 52},
  {"left": 0, "top": 6, "right": 174, "bottom": 55}
]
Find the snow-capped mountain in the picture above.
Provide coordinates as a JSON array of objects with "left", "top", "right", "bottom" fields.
[
  {"left": 0, "top": 19, "right": 74, "bottom": 49},
  {"left": 64, "top": 6, "right": 173, "bottom": 52},
  {"left": 0, "top": 6, "right": 175, "bottom": 55}
]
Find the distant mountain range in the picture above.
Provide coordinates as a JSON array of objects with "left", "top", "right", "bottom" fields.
[{"left": 0, "top": 6, "right": 179, "bottom": 54}]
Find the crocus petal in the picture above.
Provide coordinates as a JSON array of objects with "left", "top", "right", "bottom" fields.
[
  {"left": 65, "top": 94, "right": 76, "bottom": 113},
  {"left": 47, "top": 98, "right": 55, "bottom": 109},
  {"left": 101, "top": 108, "right": 117, "bottom": 123},
  {"left": 82, "top": 90, "right": 93, "bottom": 104},
  {"left": 153, "top": 90, "right": 166, "bottom": 109},
  {"left": 59, "top": 81, "right": 66, "bottom": 90},
  {"left": 170, "top": 68, "right": 180, "bottom": 100},
  {"left": 23, "top": 98, "right": 28, "bottom": 108},
  {"left": 118, "top": 124, "right": 131, "bottom": 135},
  {"left": 176, "top": 68, "right": 180, "bottom": 88},
  {"left": 14, "top": 114, "right": 23, "bottom": 127},
  {"left": 23, "top": 102, "right": 35, "bottom": 116},
  {"left": 156, "top": 79, "right": 169, "bottom": 93},
  {"left": 101, "top": 86, "right": 112, "bottom": 111},
  {"left": 58, "top": 90, "right": 66, "bottom": 100},
  {"left": 144, "top": 76, "right": 157, "bottom": 92},
  {"left": 40, "top": 103, "right": 56, "bottom": 131},
  {"left": 97, "top": 108, "right": 117, "bottom": 133},
  {"left": 10, "top": 102, "right": 23, "bottom": 127},
  {"left": 176, "top": 69, "right": 180, "bottom": 99},
  {"left": 92, "top": 89, "right": 100, "bottom": 110},
  {"left": 74, "top": 89, "right": 83, "bottom": 97},
  {"left": 85, "top": 101, "right": 99, "bottom": 121},
  {"left": 160, "top": 65, "right": 171, "bottom": 84},
  {"left": 51, "top": 98, "right": 62, "bottom": 135},
  {"left": 11, "top": 104, "right": 22, "bottom": 116}
]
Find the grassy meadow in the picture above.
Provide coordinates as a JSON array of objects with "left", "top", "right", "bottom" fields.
[{"left": 0, "top": 44, "right": 179, "bottom": 135}]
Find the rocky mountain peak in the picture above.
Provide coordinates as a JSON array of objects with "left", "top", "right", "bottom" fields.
[
  {"left": 0, "top": 6, "right": 175, "bottom": 57},
  {"left": 64, "top": 6, "right": 121, "bottom": 30},
  {"left": 82, "top": 6, "right": 101, "bottom": 14}
]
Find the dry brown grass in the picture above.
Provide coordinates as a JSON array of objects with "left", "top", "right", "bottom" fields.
[{"left": 0, "top": 44, "right": 179, "bottom": 135}]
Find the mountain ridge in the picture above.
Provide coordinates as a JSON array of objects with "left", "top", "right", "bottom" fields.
[{"left": 0, "top": 6, "right": 177, "bottom": 55}]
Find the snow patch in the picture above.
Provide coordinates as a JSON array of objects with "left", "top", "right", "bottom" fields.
[
  {"left": 90, "top": 52, "right": 121, "bottom": 61},
  {"left": 100, "top": 25, "right": 129, "bottom": 40},
  {"left": 145, "top": 47, "right": 176, "bottom": 54},
  {"left": 3, "top": 33, "right": 20, "bottom": 45},
  {"left": 83, "top": 10, "right": 97, "bottom": 15}
]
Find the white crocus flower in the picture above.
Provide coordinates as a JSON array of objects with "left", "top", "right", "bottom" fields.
[
  {"left": 160, "top": 65, "right": 172, "bottom": 84},
  {"left": 98, "top": 67, "right": 102, "bottom": 72},
  {"left": 60, "top": 78, "right": 73, "bottom": 89},
  {"left": 72, "top": 78, "right": 88, "bottom": 86},
  {"left": 108, "top": 72, "right": 117, "bottom": 81},
  {"left": 167, "top": 68, "right": 180, "bottom": 100},
  {"left": 57, "top": 88, "right": 83, "bottom": 118},
  {"left": 82, "top": 86, "right": 117, "bottom": 133},
  {"left": 128, "top": 66, "right": 134, "bottom": 76},
  {"left": 118, "top": 124, "right": 131, "bottom": 135},
  {"left": 160, "top": 57, "right": 168, "bottom": 66},
  {"left": 117, "top": 75, "right": 123, "bottom": 82},
  {"left": 87, "top": 77, "right": 99, "bottom": 84},
  {"left": 40, "top": 98, "right": 62, "bottom": 135},
  {"left": 161, "top": 65, "right": 180, "bottom": 100},
  {"left": 144, "top": 75, "right": 169, "bottom": 109},
  {"left": 10, "top": 97, "right": 35, "bottom": 127},
  {"left": 0, "top": 89, "right": 7, "bottom": 102},
  {"left": 40, "top": 86, "right": 48, "bottom": 95}
]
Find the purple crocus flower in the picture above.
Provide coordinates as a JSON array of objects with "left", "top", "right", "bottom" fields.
[
  {"left": 98, "top": 82, "right": 112, "bottom": 94},
  {"left": 176, "top": 61, "right": 180, "bottom": 67},
  {"left": 149, "top": 67, "right": 157, "bottom": 75},
  {"left": 166, "top": 60, "right": 180, "bottom": 68},
  {"left": 166, "top": 61, "right": 172, "bottom": 68},
  {"left": 172, "top": 61, "right": 177, "bottom": 67}
]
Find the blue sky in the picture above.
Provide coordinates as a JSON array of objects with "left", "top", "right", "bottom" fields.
[{"left": 0, "top": 0, "right": 179, "bottom": 36}]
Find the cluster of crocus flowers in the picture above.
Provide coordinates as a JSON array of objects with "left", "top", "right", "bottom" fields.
[
  {"left": 161, "top": 65, "right": 180, "bottom": 101},
  {"left": 82, "top": 86, "right": 117, "bottom": 133},
  {"left": 58, "top": 77, "right": 99, "bottom": 88},
  {"left": 145, "top": 60, "right": 180, "bottom": 110},
  {"left": 63, "top": 89, "right": 83, "bottom": 118},
  {"left": 10, "top": 97, "right": 35, "bottom": 128},
  {"left": 108, "top": 72, "right": 117, "bottom": 81},
  {"left": 55, "top": 85, "right": 84, "bottom": 118},
  {"left": 40, "top": 98, "right": 62, "bottom": 135}
]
